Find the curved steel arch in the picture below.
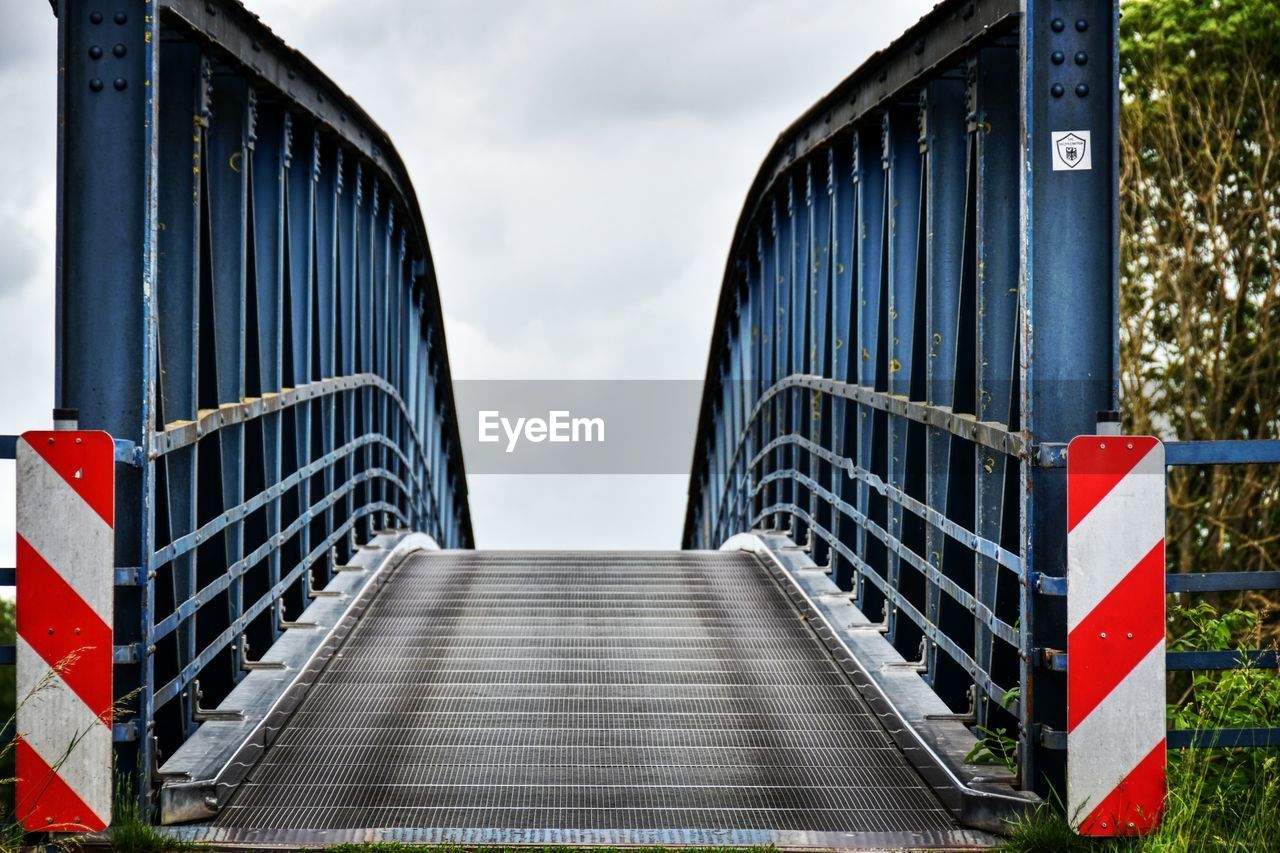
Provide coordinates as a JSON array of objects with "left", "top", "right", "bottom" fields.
[
  {"left": 684, "top": 0, "right": 1122, "bottom": 798},
  {"left": 53, "top": 0, "right": 472, "bottom": 795}
]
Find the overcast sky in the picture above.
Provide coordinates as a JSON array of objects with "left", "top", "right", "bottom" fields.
[{"left": 0, "top": 0, "right": 936, "bottom": 557}]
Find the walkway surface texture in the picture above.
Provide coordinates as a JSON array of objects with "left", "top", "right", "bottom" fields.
[{"left": 216, "top": 550, "right": 968, "bottom": 842}]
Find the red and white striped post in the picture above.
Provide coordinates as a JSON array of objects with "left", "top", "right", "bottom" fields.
[
  {"left": 15, "top": 430, "right": 115, "bottom": 831},
  {"left": 1066, "top": 435, "right": 1166, "bottom": 835}
]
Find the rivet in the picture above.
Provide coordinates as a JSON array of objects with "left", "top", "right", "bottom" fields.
[
  {"left": 1102, "top": 822, "right": 1109, "bottom": 829},
  {"left": 114, "top": 77, "right": 127, "bottom": 91},
  {"left": 1076, "top": 18, "right": 1089, "bottom": 32},
  {"left": 1100, "top": 631, "right": 1107, "bottom": 639},
  {"left": 1051, "top": 83, "right": 1065, "bottom": 98},
  {"left": 1076, "top": 83, "right": 1090, "bottom": 97},
  {"left": 1127, "top": 632, "right": 1133, "bottom": 639},
  {"left": 89, "top": 78, "right": 104, "bottom": 92},
  {"left": 1075, "top": 51, "right": 1088, "bottom": 65},
  {"left": 90, "top": 11, "right": 103, "bottom": 24},
  {"left": 114, "top": 11, "right": 127, "bottom": 24},
  {"left": 75, "top": 627, "right": 81, "bottom": 635},
  {"left": 1128, "top": 822, "right": 1135, "bottom": 829},
  {"left": 1051, "top": 50, "right": 1064, "bottom": 65},
  {"left": 1127, "top": 442, "right": 1134, "bottom": 450},
  {"left": 1051, "top": 18, "right": 1065, "bottom": 32},
  {"left": 1100, "top": 443, "right": 1107, "bottom": 450},
  {"left": 75, "top": 437, "right": 82, "bottom": 444},
  {"left": 47, "top": 437, "right": 55, "bottom": 445},
  {"left": 89, "top": 45, "right": 103, "bottom": 59},
  {"left": 113, "top": 43, "right": 127, "bottom": 58},
  {"left": 46, "top": 817, "right": 53, "bottom": 824}
]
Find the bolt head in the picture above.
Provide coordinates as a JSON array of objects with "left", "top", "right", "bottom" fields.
[
  {"left": 89, "top": 11, "right": 103, "bottom": 24},
  {"left": 114, "top": 77, "right": 127, "bottom": 91},
  {"left": 1051, "top": 83, "right": 1065, "bottom": 98},
  {"left": 113, "top": 43, "right": 127, "bottom": 58},
  {"left": 89, "top": 45, "right": 103, "bottom": 59},
  {"left": 1051, "top": 18, "right": 1065, "bottom": 32},
  {"left": 1051, "top": 50, "right": 1064, "bottom": 65},
  {"left": 1076, "top": 18, "right": 1089, "bottom": 32},
  {"left": 1076, "top": 83, "right": 1090, "bottom": 98},
  {"left": 114, "top": 11, "right": 127, "bottom": 24},
  {"left": 89, "top": 78, "right": 104, "bottom": 92},
  {"left": 1075, "top": 51, "right": 1088, "bottom": 65}
]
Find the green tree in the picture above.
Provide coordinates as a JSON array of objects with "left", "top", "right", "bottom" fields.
[{"left": 1120, "top": 0, "right": 1280, "bottom": 622}]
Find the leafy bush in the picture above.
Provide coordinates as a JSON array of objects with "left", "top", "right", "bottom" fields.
[{"left": 1002, "top": 603, "right": 1280, "bottom": 851}]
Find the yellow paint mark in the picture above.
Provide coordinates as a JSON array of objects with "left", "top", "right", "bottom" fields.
[
  {"left": 889, "top": 358, "right": 902, "bottom": 373},
  {"left": 229, "top": 151, "right": 243, "bottom": 173}
]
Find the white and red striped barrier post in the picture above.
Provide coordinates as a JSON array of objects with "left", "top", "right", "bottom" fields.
[
  {"left": 15, "top": 430, "right": 115, "bottom": 831},
  {"left": 1066, "top": 435, "right": 1166, "bottom": 835}
]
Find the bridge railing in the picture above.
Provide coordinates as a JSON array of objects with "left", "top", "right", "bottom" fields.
[
  {"left": 686, "top": 0, "right": 1280, "bottom": 801},
  {"left": 685, "top": 0, "right": 1122, "bottom": 797},
  {"left": 44, "top": 0, "right": 473, "bottom": 799},
  {"left": 1159, "top": 441, "right": 1280, "bottom": 750}
]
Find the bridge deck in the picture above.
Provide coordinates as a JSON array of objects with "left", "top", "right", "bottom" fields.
[{"left": 216, "top": 550, "right": 961, "bottom": 839}]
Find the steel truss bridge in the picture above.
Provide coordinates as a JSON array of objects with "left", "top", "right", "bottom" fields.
[{"left": 2, "top": 0, "right": 1277, "bottom": 848}]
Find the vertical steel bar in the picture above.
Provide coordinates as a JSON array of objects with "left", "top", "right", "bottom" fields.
[
  {"left": 884, "top": 104, "right": 923, "bottom": 650},
  {"left": 1021, "top": 0, "right": 1120, "bottom": 794},
  {"left": 921, "top": 75, "right": 968, "bottom": 702},
  {"left": 831, "top": 140, "right": 859, "bottom": 591},
  {"left": 855, "top": 126, "right": 887, "bottom": 613},
  {"left": 973, "top": 45, "right": 1021, "bottom": 730},
  {"left": 205, "top": 75, "right": 250, "bottom": 686},
  {"left": 248, "top": 103, "right": 285, "bottom": 648},
  {"left": 155, "top": 41, "right": 204, "bottom": 741}
]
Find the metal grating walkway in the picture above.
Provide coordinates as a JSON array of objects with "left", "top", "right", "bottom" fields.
[{"left": 216, "top": 550, "right": 960, "bottom": 837}]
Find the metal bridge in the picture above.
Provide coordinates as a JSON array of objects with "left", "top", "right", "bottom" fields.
[{"left": 2, "top": 0, "right": 1278, "bottom": 847}]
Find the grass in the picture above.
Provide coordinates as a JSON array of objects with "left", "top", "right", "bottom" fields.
[
  {"left": 1001, "top": 604, "right": 1280, "bottom": 852},
  {"left": 106, "top": 779, "right": 197, "bottom": 853}
]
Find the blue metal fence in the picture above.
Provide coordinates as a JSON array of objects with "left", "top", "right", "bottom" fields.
[
  {"left": 35, "top": 0, "right": 473, "bottom": 798},
  {"left": 684, "top": 0, "right": 1278, "bottom": 796}
]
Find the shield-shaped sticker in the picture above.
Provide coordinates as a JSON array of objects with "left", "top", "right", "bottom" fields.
[{"left": 1052, "top": 130, "right": 1091, "bottom": 171}]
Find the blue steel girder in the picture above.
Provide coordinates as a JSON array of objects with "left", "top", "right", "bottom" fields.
[
  {"left": 54, "top": 0, "right": 473, "bottom": 806},
  {"left": 684, "top": 0, "right": 1122, "bottom": 798}
]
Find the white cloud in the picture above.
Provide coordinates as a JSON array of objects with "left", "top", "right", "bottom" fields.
[{"left": 0, "top": 0, "right": 937, "bottom": 553}]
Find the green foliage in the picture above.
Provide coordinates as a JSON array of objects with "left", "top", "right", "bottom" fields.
[
  {"left": 109, "top": 779, "right": 196, "bottom": 853},
  {"left": 0, "top": 598, "right": 12, "bottom": 818},
  {"left": 1155, "top": 604, "right": 1280, "bottom": 851},
  {"left": 965, "top": 724, "right": 1018, "bottom": 773},
  {"left": 1001, "top": 603, "right": 1280, "bottom": 852},
  {"left": 1001, "top": 802, "right": 1093, "bottom": 853},
  {"left": 1119, "top": 0, "right": 1280, "bottom": 602},
  {"left": 965, "top": 685, "right": 1022, "bottom": 772}
]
